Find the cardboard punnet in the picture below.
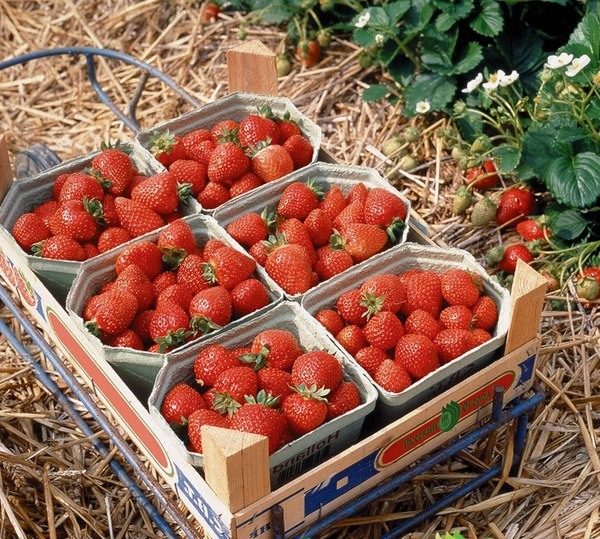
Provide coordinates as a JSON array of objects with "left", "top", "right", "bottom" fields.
[
  {"left": 148, "top": 301, "right": 378, "bottom": 489},
  {"left": 65, "top": 213, "right": 283, "bottom": 399},
  {"left": 213, "top": 162, "right": 412, "bottom": 301},
  {"left": 302, "top": 242, "right": 511, "bottom": 421}
]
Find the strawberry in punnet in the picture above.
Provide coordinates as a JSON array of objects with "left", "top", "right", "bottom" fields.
[
  {"left": 230, "top": 278, "right": 269, "bottom": 316},
  {"left": 238, "top": 112, "right": 280, "bottom": 147},
  {"left": 402, "top": 271, "right": 443, "bottom": 317},
  {"left": 265, "top": 243, "right": 313, "bottom": 294},
  {"left": 48, "top": 199, "right": 102, "bottom": 242},
  {"left": 249, "top": 240, "right": 269, "bottom": 266},
  {"left": 181, "top": 129, "right": 212, "bottom": 159},
  {"left": 12, "top": 213, "right": 50, "bottom": 251},
  {"left": 497, "top": 244, "right": 534, "bottom": 274},
  {"left": 84, "top": 290, "right": 138, "bottom": 337},
  {"left": 115, "top": 241, "right": 163, "bottom": 279},
  {"left": 327, "top": 381, "right": 361, "bottom": 419},
  {"left": 203, "top": 246, "right": 256, "bottom": 290},
  {"left": 176, "top": 254, "right": 210, "bottom": 294},
  {"left": 213, "top": 366, "right": 259, "bottom": 405},
  {"left": 157, "top": 219, "right": 197, "bottom": 266},
  {"left": 114, "top": 197, "right": 164, "bottom": 237},
  {"left": 157, "top": 284, "right": 194, "bottom": 311},
  {"left": 277, "top": 116, "right": 301, "bottom": 142},
  {"left": 230, "top": 172, "right": 262, "bottom": 198},
  {"left": 52, "top": 174, "right": 69, "bottom": 200},
  {"left": 160, "top": 383, "right": 206, "bottom": 425},
  {"left": 149, "top": 131, "right": 186, "bottom": 166},
  {"left": 343, "top": 223, "right": 387, "bottom": 263},
  {"left": 131, "top": 310, "right": 153, "bottom": 343},
  {"left": 282, "top": 135, "right": 313, "bottom": 169},
  {"left": 105, "top": 329, "right": 144, "bottom": 350},
  {"left": 131, "top": 172, "right": 191, "bottom": 215},
  {"left": 190, "top": 139, "right": 217, "bottom": 167},
  {"left": 364, "top": 311, "right": 404, "bottom": 350},
  {"left": 496, "top": 186, "right": 535, "bottom": 226},
  {"left": 257, "top": 368, "right": 293, "bottom": 401},
  {"left": 335, "top": 325, "right": 368, "bottom": 357},
  {"left": 305, "top": 208, "right": 333, "bottom": 247},
  {"left": 232, "top": 346, "right": 252, "bottom": 359},
  {"left": 440, "top": 269, "right": 480, "bottom": 307},
  {"left": 194, "top": 345, "right": 240, "bottom": 387},
  {"left": 231, "top": 393, "right": 287, "bottom": 454},
  {"left": 471, "top": 296, "right": 498, "bottom": 331},
  {"left": 128, "top": 174, "right": 148, "bottom": 195},
  {"left": 516, "top": 218, "right": 550, "bottom": 241},
  {"left": 283, "top": 384, "right": 329, "bottom": 435},
  {"left": 197, "top": 182, "right": 231, "bottom": 209},
  {"left": 112, "top": 264, "right": 155, "bottom": 312},
  {"left": 292, "top": 351, "right": 342, "bottom": 392},
  {"left": 226, "top": 213, "right": 269, "bottom": 248},
  {"left": 277, "top": 181, "right": 321, "bottom": 220},
  {"left": 33, "top": 200, "right": 59, "bottom": 228},
  {"left": 59, "top": 172, "right": 105, "bottom": 203},
  {"left": 315, "top": 309, "right": 345, "bottom": 336},
  {"left": 470, "top": 328, "right": 492, "bottom": 346},
  {"left": 336, "top": 288, "right": 368, "bottom": 326},
  {"left": 363, "top": 188, "right": 407, "bottom": 242},
  {"left": 149, "top": 300, "right": 192, "bottom": 351},
  {"left": 373, "top": 359, "right": 412, "bottom": 393},
  {"left": 101, "top": 194, "right": 119, "bottom": 226},
  {"left": 404, "top": 309, "right": 440, "bottom": 341},
  {"left": 355, "top": 346, "right": 388, "bottom": 376},
  {"left": 97, "top": 227, "right": 132, "bottom": 254},
  {"left": 187, "top": 409, "right": 230, "bottom": 454},
  {"left": 153, "top": 271, "right": 177, "bottom": 295},
  {"left": 333, "top": 200, "right": 364, "bottom": 233},
  {"left": 439, "top": 305, "right": 473, "bottom": 330},
  {"left": 90, "top": 146, "right": 135, "bottom": 195},
  {"left": 83, "top": 243, "right": 99, "bottom": 259},
  {"left": 360, "top": 273, "right": 406, "bottom": 317},
  {"left": 279, "top": 219, "right": 317, "bottom": 265},
  {"left": 31, "top": 235, "right": 87, "bottom": 261},
  {"left": 251, "top": 144, "right": 294, "bottom": 182},
  {"left": 207, "top": 142, "right": 250, "bottom": 185},
  {"left": 434, "top": 329, "right": 475, "bottom": 363},
  {"left": 295, "top": 39, "right": 321, "bottom": 68},
  {"left": 248, "top": 329, "right": 302, "bottom": 371},
  {"left": 315, "top": 242, "right": 353, "bottom": 281},
  {"left": 394, "top": 334, "right": 439, "bottom": 379},
  {"left": 189, "top": 286, "right": 232, "bottom": 334},
  {"left": 320, "top": 185, "right": 347, "bottom": 222},
  {"left": 168, "top": 159, "right": 207, "bottom": 196},
  {"left": 210, "top": 120, "right": 239, "bottom": 142},
  {"left": 348, "top": 183, "right": 369, "bottom": 205},
  {"left": 465, "top": 159, "right": 499, "bottom": 190},
  {"left": 83, "top": 294, "right": 104, "bottom": 321}
]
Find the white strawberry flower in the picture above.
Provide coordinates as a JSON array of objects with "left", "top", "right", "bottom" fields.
[
  {"left": 545, "top": 52, "right": 574, "bottom": 69},
  {"left": 482, "top": 70, "right": 505, "bottom": 91},
  {"left": 499, "top": 69, "right": 519, "bottom": 86},
  {"left": 355, "top": 11, "right": 370, "bottom": 28},
  {"left": 415, "top": 100, "right": 431, "bottom": 114},
  {"left": 375, "top": 33, "right": 385, "bottom": 44},
  {"left": 461, "top": 73, "right": 483, "bottom": 93},
  {"left": 566, "top": 54, "right": 591, "bottom": 77}
]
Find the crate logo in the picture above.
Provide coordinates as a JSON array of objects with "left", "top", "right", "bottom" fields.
[
  {"left": 439, "top": 401, "right": 460, "bottom": 432},
  {"left": 0, "top": 248, "right": 43, "bottom": 318}
]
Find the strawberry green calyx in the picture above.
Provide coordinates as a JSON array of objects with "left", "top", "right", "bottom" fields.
[
  {"left": 100, "top": 139, "right": 131, "bottom": 154},
  {"left": 83, "top": 197, "right": 105, "bottom": 223},
  {"left": 245, "top": 139, "right": 271, "bottom": 158},
  {"left": 526, "top": 239, "right": 543, "bottom": 256},
  {"left": 201, "top": 263, "right": 218, "bottom": 285},
  {"left": 260, "top": 206, "right": 280, "bottom": 232},
  {"left": 240, "top": 345, "right": 269, "bottom": 371},
  {"left": 329, "top": 230, "right": 346, "bottom": 250},
  {"left": 306, "top": 178, "right": 325, "bottom": 200},
  {"left": 149, "top": 130, "right": 176, "bottom": 155},
  {"left": 84, "top": 321, "right": 102, "bottom": 339},
  {"left": 212, "top": 391, "right": 241, "bottom": 417},
  {"left": 177, "top": 182, "right": 193, "bottom": 203},
  {"left": 360, "top": 292, "right": 384, "bottom": 320},
  {"left": 215, "top": 127, "right": 239, "bottom": 144},
  {"left": 386, "top": 218, "right": 406, "bottom": 244},
  {"left": 281, "top": 110, "right": 302, "bottom": 127},
  {"left": 86, "top": 168, "right": 112, "bottom": 190},
  {"left": 263, "top": 232, "right": 288, "bottom": 253},
  {"left": 190, "top": 316, "right": 222, "bottom": 335},
  {"left": 30, "top": 240, "right": 45, "bottom": 257},
  {"left": 155, "top": 328, "right": 195, "bottom": 352},
  {"left": 162, "top": 248, "right": 188, "bottom": 269},
  {"left": 245, "top": 389, "right": 280, "bottom": 407},
  {"left": 257, "top": 105, "right": 276, "bottom": 119},
  {"left": 293, "top": 383, "right": 330, "bottom": 402}
]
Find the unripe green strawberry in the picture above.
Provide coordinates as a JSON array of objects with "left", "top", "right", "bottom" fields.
[
  {"left": 471, "top": 197, "right": 497, "bottom": 226},
  {"left": 402, "top": 127, "right": 421, "bottom": 144},
  {"left": 470, "top": 135, "right": 492, "bottom": 154},
  {"left": 381, "top": 137, "right": 404, "bottom": 157},
  {"left": 576, "top": 276, "right": 600, "bottom": 301},
  {"left": 451, "top": 146, "right": 464, "bottom": 161},
  {"left": 276, "top": 55, "right": 292, "bottom": 77},
  {"left": 453, "top": 187, "right": 473, "bottom": 215},
  {"left": 316, "top": 30, "right": 331, "bottom": 48},
  {"left": 398, "top": 155, "right": 418, "bottom": 171},
  {"left": 358, "top": 50, "right": 374, "bottom": 69}
]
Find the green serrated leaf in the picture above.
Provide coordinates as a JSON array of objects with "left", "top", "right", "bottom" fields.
[
  {"left": 553, "top": 209, "right": 589, "bottom": 240},
  {"left": 566, "top": 13, "right": 600, "bottom": 60},
  {"left": 249, "top": 1, "right": 297, "bottom": 24},
  {"left": 545, "top": 152, "right": 600, "bottom": 208},
  {"left": 436, "top": 12, "right": 457, "bottom": 32},
  {"left": 363, "top": 84, "right": 389, "bottom": 102},
  {"left": 456, "top": 112, "right": 484, "bottom": 143},
  {"left": 383, "top": 0, "right": 411, "bottom": 22},
  {"left": 451, "top": 42, "right": 483, "bottom": 74},
  {"left": 492, "top": 144, "right": 521, "bottom": 173},
  {"left": 421, "top": 29, "right": 459, "bottom": 75},
  {"left": 404, "top": 74, "right": 456, "bottom": 115},
  {"left": 470, "top": 0, "right": 503, "bottom": 37},
  {"left": 433, "top": 0, "right": 474, "bottom": 19}
]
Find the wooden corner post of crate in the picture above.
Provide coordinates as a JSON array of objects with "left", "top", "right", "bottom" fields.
[
  {"left": 505, "top": 260, "right": 548, "bottom": 354},
  {"left": 227, "top": 41, "right": 278, "bottom": 96},
  {"left": 0, "top": 134, "right": 13, "bottom": 203},
  {"left": 202, "top": 426, "right": 271, "bottom": 513}
]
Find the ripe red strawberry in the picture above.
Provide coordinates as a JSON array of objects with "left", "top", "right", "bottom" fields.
[
  {"left": 207, "top": 142, "right": 250, "bottom": 185},
  {"left": 355, "top": 346, "right": 388, "bottom": 376},
  {"left": 465, "top": 159, "right": 499, "bottom": 190},
  {"left": 83, "top": 243, "right": 99, "bottom": 259},
  {"left": 12, "top": 212, "right": 50, "bottom": 251},
  {"left": 335, "top": 325, "right": 367, "bottom": 356},
  {"left": 249, "top": 241, "right": 269, "bottom": 265},
  {"left": 33, "top": 200, "right": 59, "bottom": 228},
  {"left": 363, "top": 188, "right": 407, "bottom": 232},
  {"left": 181, "top": 129, "right": 212, "bottom": 160},
  {"left": 97, "top": 227, "right": 132, "bottom": 254},
  {"left": 131, "top": 172, "right": 189, "bottom": 215},
  {"left": 168, "top": 159, "right": 207, "bottom": 196},
  {"left": 213, "top": 366, "right": 258, "bottom": 404},
  {"left": 160, "top": 383, "right": 206, "bottom": 425},
  {"left": 327, "top": 381, "right": 361, "bottom": 419},
  {"left": 83, "top": 294, "right": 104, "bottom": 321},
  {"left": 128, "top": 174, "right": 148, "bottom": 195},
  {"left": 343, "top": 223, "right": 387, "bottom": 263},
  {"left": 230, "top": 278, "right": 269, "bottom": 316},
  {"left": 283, "top": 386, "right": 328, "bottom": 435},
  {"left": 516, "top": 218, "right": 550, "bottom": 241},
  {"left": 194, "top": 345, "right": 240, "bottom": 387},
  {"left": 85, "top": 290, "right": 138, "bottom": 336},
  {"left": 230, "top": 400, "right": 286, "bottom": 454},
  {"left": 398, "top": 268, "right": 422, "bottom": 289},
  {"left": 250, "top": 329, "right": 302, "bottom": 371},
  {"left": 279, "top": 219, "right": 317, "bottom": 266},
  {"left": 347, "top": 183, "right": 369, "bottom": 206},
  {"left": 202, "top": 239, "right": 227, "bottom": 260},
  {"left": 187, "top": 409, "right": 230, "bottom": 453},
  {"left": 373, "top": 359, "right": 412, "bottom": 393},
  {"left": 101, "top": 194, "right": 119, "bottom": 226},
  {"left": 470, "top": 328, "right": 492, "bottom": 346},
  {"left": 226, "top": 213, "right": 268, "bottom": 248},
  {"left": 157, "top": 284, "right": 194, "bottom": 311},
  {"left": 315, "top": 244, "right": 353, "bottom": 281},
  {"left": 176, "top": 254, "right": 210, "bottom": 293},
  {"left": 277, "top": 118, "right": 301, "bottom": 142},
  {"left": 52, "top": 174, "right": 69, "bottom": 200},
  {"left": 257, "top": 368, "right": 293, "bottom": 401},
  {"left": 105, "top": 329, "right": 144, "bottom": 350},
  {"left": 149, "top": 131, "right": 186, "bottom": 166},
  {"left": 315, "top": 309, "right": 345, "bottom": 335},
  {"left": 203, "top": 246, "right": 256, "bottom": 290},
  {"left": 239, "top": 114, "right": 280, "bottom": 147},
  {"left": 439, "top": 305, "right": 472, "bottom": 330},
  {"left": 59, "top": 172, "right": 105, "bottom": 203},
  {"left": 320, "top": 185, "right": 347, "bottom": 221},
  {"left": 131, "top": 310, "right": 154, "bottom": 343},
  {"left": 402, "top": 271, "right": 443, "bottom": 317},
  {"left": 471, "top": 296, "right": 498, "bottom": 330},
  {"left": 394, "top": 334, "right": 440, "bottom": 379},
  {"left": 190, "top": 139, "right": 217, "bottom": 167},
  {"left": 295, "top": 39, "right": 321, "bottom": 68},
  {"left": 198, "top": 181, "right": 231, "bottom": 209},
  {"left": 304, "top": 208, "right": 333, "bottom": 247},
  {"left": 277, "top": 181, "right": 321, "bottom": 220},
  {"left": 336, "top": 288, "right": 368, "bottom": 325},
  {"left": 230, "top": 172, "right": 262, "bottom": 198},
  {"left": 157, "top": 219, "right": 197, "bottom": 266},
  {"left": 210, "top": 120, "right": 239, "bottom": 142},
  {"left": 232, "top": 346, "right": 252, "bottom": 359},
  {"left": 496, "top": 186, "right": 535, "bottom": 226},
  {"left": 115, "top": 241, "right": 163, "bottom": 279},
  {"left": 434, "top": 329, "right": 475, "bottom": 363},
  {"left": 441, "top": 269, "right": 480, "bottom": 307},
  {"left": 404, "top": 310, "right": 440, "bottom": 340},
  {"left": 48, "top": 200, "right": 100, "bottom": 241},
  {"left": 282, "top": 135, "right": 313, "bottom": 169},
  {"left": 189, "top": 286, "right": 232, "bottom": 333},
  {"left": 497, "top": 244, "right": 534, "bottom": 274},
  {"left": 265, "top": 243, "right": 313, "bottom": 294},
  {"left": 149, "top": 300, "right": 191, "bottom": 351},
  {"left": 364, "top": 311, "right": 404, "bottom": 350},
  {"left": 360, "top": 273, "right": 406, "bottom": 316},
  {"left": 251, "top": 145, "right": 294, "bottom": 182},
  {"left": 114, "top": 197, "right": 164, "bottom": 237},
  {"left": 153, "top": 272, "right": 177, "bottom": 295},
  {"left": 292, "top": 351, "right": 342, "bottom": 392},
  {"left": 91, "top": 148, "right": 134, "bottom": 195},
  {"left": 33, "top": 235, "right": 86, "bottom": 261},
  {"left": 112, "top": 264, "right": 155, "bottom": 312},
  {"left": 333, "top": 200, "right": 365, "bottom": 233}
]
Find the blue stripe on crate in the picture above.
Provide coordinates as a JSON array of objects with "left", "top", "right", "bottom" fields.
[
  {"left": 516, "top": 355, "right": 535, "bottom": 386},
  {"left": 237, "top": 488, "right": 305, "bottom": 527}
]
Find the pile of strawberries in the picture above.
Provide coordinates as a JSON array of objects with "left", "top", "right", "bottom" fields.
[
  {"left": 11, "top": 144, "right": 190, "bottom": 261},
  {"left": 159, "top": 329, "right": 362, "bottom": 455},
  {"left": 313, "top": 268, "right": 499, "bottom": 393},
  {"left": 82, "top": 220, "right": 271, "bottom": 353},
  {"left": 224, "top": 180, "right": 408, "bottom": 295},
  {"left": 148, "top": 107, "right": 315, "bottom": 209}
]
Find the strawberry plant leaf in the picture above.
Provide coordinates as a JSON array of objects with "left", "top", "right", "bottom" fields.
[
  {"left": 492, "top": 144, "right": 521, "bottom": 173},
  {"left": 433, "top": 0, "right": 474, "bottom": 19},
  {"left": 545, "top": 152, "right": 600, "bottom": 209},
  {"left": 362, "top": 84, "right": 389, "bottom": 102},
  {"left": 565, "top": 12, "right": 600, "bottom": 60},
  {"left": 405, "top": 74, "right": 456, "bottom": 114},
  {"left": 383, "top": 0, "right": 411, "bottom": 22},
  {"left": 470, "top": 0, "right": 504, "bottom": 37},
  {"left": 451, "top": 42, "right": 484, "bottom": 74},
  {"left": 436, "top": 12, "right": 457, "bottom": 32},
  {"left": 553, "top": 209, "right": 588, "bottom": 240}
]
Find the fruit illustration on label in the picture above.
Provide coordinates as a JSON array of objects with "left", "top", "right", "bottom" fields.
[{"left": 439, "top": 401, "right": 460, "bottom": 432}]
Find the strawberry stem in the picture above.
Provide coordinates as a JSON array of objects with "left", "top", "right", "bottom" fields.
[
  {"left": 190, "top": 316, "right": 221, "bottom": 335},
  {"left": 161, "top": 248, "right": 188, "bottom": 269},
  {"left": 386, "top": 218, "right": 406, "bottom": 244}
]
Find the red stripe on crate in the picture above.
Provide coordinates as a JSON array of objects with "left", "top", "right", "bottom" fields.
[{"left": 47, "top": 309, "right": 171, "bottom": 471}]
